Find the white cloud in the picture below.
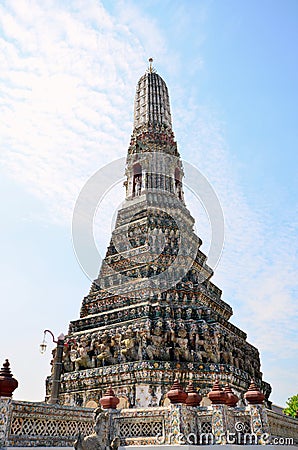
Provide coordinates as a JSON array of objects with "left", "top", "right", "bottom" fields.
[{"left": 0, "top": 0, "right": 152, "bottom": 224}]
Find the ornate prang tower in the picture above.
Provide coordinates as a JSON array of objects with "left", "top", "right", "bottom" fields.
[{"left": 46, "top": 60, "right": 271, "bottom": 408}]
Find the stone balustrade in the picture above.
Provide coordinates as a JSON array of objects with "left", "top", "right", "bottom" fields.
[
  {"left": 267, "top": 409, "right": 298, "bottom": 444},
  {"left": 0, "top": 399, "right": 93, "bottom": 448},
  {"left": 1, "top": 397, "right": 297, "bottom": 448}
]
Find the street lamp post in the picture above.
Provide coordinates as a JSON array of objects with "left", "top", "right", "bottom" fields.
[{"left": 40, "top": 329, "right": 65, "bottom": 405}]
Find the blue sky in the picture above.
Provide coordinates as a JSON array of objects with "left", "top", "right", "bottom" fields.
[{"left": 0, "top": 0, "right": 297, "bottom": 406}]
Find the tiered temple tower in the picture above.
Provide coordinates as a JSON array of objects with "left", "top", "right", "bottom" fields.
[{"left": 46, "top": 61, "right": 271, "bottom": 408}]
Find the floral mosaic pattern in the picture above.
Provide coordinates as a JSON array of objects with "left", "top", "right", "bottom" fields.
[{"left": 0, "top": 398, "right": 11, "bottom": 447}]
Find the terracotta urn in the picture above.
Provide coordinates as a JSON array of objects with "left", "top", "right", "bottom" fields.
[
  {"left": 100, "top": 386, "right": 120, "bottom": 409},
  {"left": 167, "top": 379, "right": 187, "bottom": 404},
  {"left": 224, "top": 384, "right": 239, "bottom": 407},
  {"left": 0, "top": 360, "right": 18, "bottom": 398},
  {"left": 244, "top": 380, "right": 265, "bottom": 405},
  {"left": 207, "top": 378, "right": 226, "bottom": 405},
  {"left": 185, "top": 380, "right": 202, "bottom": 406}
]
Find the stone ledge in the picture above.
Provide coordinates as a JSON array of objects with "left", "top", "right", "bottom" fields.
[{"left": 120, "top": 447, "right": 298, "bottom": 449}]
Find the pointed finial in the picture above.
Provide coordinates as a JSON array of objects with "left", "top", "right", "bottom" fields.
[
  {"left": 100, "top": 386, "right": 120, "bottom": 409},
  {"left": 185, "top": 380, "right": 202, "bottom": 406},
  {"left": 166, "top": 378, "right": 187, "bottom": 404},
  {"left": 244, "top": 379, "right": 265, "bottom": 405},
  {"left": 207, "top": 377, "right": 227, "bottom": 405},
  {"left": 224, "top": 383, "right": 239, "bottom": 407},
  {"left": 147, "top": 58, "right": 156, "bottom": 73},
  {"left": 0, "top": 359, "right": 18, "bottom": 397},
  {"left": 149, "top": 57, "right": 153, "bottom": 73}
]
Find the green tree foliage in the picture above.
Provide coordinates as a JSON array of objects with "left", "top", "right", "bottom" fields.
[{"left": 283, "top": 394, "right": 298, "bottom": 417}]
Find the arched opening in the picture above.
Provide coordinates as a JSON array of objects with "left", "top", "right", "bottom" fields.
[
  {"left": 201, "top": 396, "right": 211, "bottom": 406},
  {"left": 117, "top": 396, "right": 130, "bottom": 409},
  {"left": 86, "top": 400, "right": 98, "bottom": 408},
  {"left": 133, "top": 163, "right": 142, "bottom": 197},
  {"left": 174, "top": 167, "right": 182, "bottom": 200},
  {"left": 162, "top": 396, "right": 171, "bottom": 407}
]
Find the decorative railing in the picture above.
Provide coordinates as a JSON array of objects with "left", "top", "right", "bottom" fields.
[
  {"left": 0, "top": 399, "right": 93, "bottom": 447},
  {"left": 267, "top": 409, "right": 298, "bottom": 445},
  {"left": 1, "top": 397, "right": 298, "bottom": 448},
  {"left": 113, "top": 407, "right": 167, "bottom": 446},
  {"left": 112, "top": 406, "right": 214, "bottom": 446}
]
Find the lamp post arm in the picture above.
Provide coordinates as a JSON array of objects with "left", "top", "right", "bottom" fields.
[{"left": 44, "top": 329, "right": 57, "bottom": 344}]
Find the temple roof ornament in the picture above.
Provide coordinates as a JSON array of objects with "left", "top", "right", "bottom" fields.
[
  {"left": 166, "top": 378, "right": 188, "bottom": 404},
  {"left": 224, "top": 383, "right": 239, "bottom": 407},
  {"left": 207, "top": 378, "right": 227, "bottom": 405},
  {"left": 185, "top": 380, "right": 202, "bottom": 406},
  {"left": 147, "top": 57, "right": 155, "bottom": 73},
  {"left": 0, "top": 359, "right": 18, "bottom": 398},
  {"left": 100, "top": 386, "right": 120, "bottom": 409},
  {"left": 244, "top": 379, "right": 265, "bottom": 405}
]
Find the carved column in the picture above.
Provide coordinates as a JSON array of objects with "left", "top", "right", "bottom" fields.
[
  {"left": 211, "top": 404, "right": 229, "bottom": 444},
  {"left": 168, "top": 403, "right": 198, "bottom": 445},
  {"left": 0, "top": 397, "right": 12, "bottom": 448},
  {"left": 248, "top": 404, "right": 270, "bottom": 444}
]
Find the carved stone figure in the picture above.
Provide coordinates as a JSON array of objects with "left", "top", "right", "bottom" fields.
[
  {"left": 69, "top": 342, "right": 78, "bottom": 368},
  {"left": 146, "top": 326, "right": 170, "bottom": 360},
  {"left": 74, "top": 407, "right": 119, "bottom": 450},
  {"left": 62, "top": 346, "right": 73, "bottom": 372},
  {"left": 173, "top": 328, "right": 192, "bottom": 362},
  {"left": 75, "top": 340, "right": 91, "bottom": 370},
  {"left": 120, "top": 327, "right": 138, "bottom": 361},
  {"left": 201, "top": 339, "right": 218, "bottom": 363},
  {"left": 189, "top": 324, "right": 204, "bottom": 361},
  {"left": 96, "top": 334, "right": 114, "bottom": 366},
  {"left": 134, "top": 175, "right": 142, "bottom": 196}
]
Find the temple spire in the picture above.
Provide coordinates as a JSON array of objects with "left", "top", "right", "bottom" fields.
[
  {"left": 54, "top": 62, "right": 271, "bottom": 410},
  {"left": 127, "top": 64, "right": 183, "bottom": 201},
  {"left": 133, "top": 63, "right": 172, "bottom": 131}
]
